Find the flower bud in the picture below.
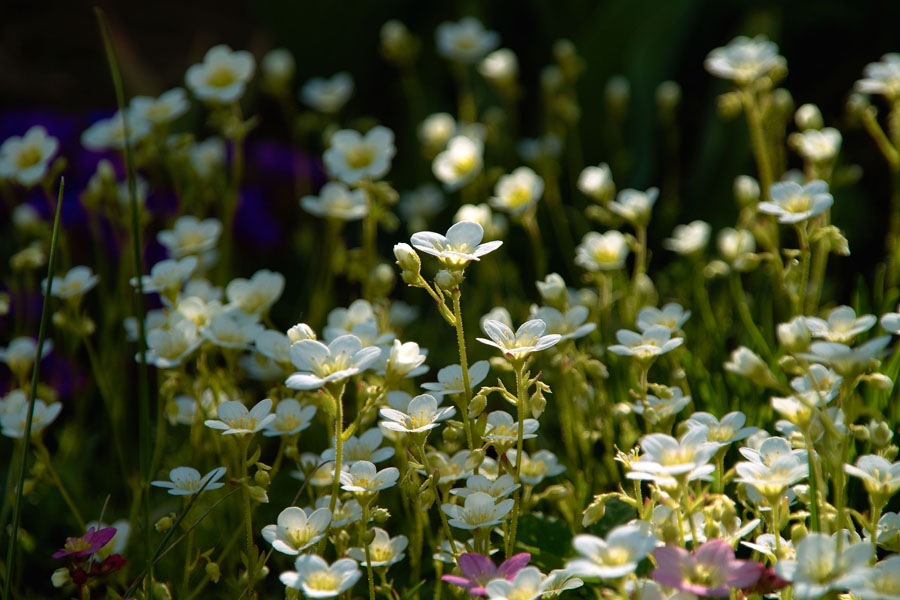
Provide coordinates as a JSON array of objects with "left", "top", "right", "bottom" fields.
[
  {"left": 724, "top": 346, "right": 780, "bottom": 388},
  {"left": 51, "top": 568, "right": 71, "bottom": 588},
  {"left": 605, "top": 75, "right": 631, "bottom": 117},
  {"left": 469, "top": 393, "right": 488, "bottom": 418},
  {"left": 435, "top": 269, "right": 464, "bottom": 290},
  {"left": 777, "top": 317, "right": 811, "bottom": 353},
  {"left": 772, "top": 88, "right": 794, "bottom": 118},
  {"left": 261, "top": 48, "right": 295, "bottom": 91},
  {"left": 155, "top": 514, "right": 175, "bottom": 532},
  {"left": 717, "top": 92, "right": 742, "bottom": 119},
  {"left": 393, "top": 243, "right": 421, "bottom": 274},
  {"left": 287, "top": 323, "right": 315, "bottom": 343},
  {"left": 542, "top": 484, "right": 569, "bottom": 502},
  {"left": 248, "top": 485, "right": 270, "bottom": 503},
  {"left": 465, "top": 449, "right": 486, "bottom": 472},
  {"left": 795, "top": 103, "right": 823, "bottom": 130},
  {"left": 530, "top": 392, "right": 547, "bottom": 419},
  {"left": 871, "top": 420, "right": 894, "bottom": 448},
  {"left": 372, "top": 507, "right": 391, "bottom": 522},
  {"left": 536, "top": 273, "right": 568, "bottom": 307},
  {"left": 206, "top": 561, "right": 221, "bottom": 583},
  {"left": 733, "top": 175, "right": 760, "bottom": 206},
  {"left": 254, "top": 469, "right": 270, "bottom": 487}
]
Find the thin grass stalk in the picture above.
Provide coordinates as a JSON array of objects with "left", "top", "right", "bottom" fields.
[
  {"left": 2, "top": 177, "right": 64, "bottom": 600},
  {"left": 94, "top": 8, "right": 153, "bottom": 593}
]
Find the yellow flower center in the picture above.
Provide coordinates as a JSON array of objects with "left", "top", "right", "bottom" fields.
[
  {"left": 506, "top": 185, "right": 532, "bottom": 209},
  {"left": 64, "top": 537, "right": 93, "bottom": 553},
  {"left": 453, "top": 154, "right": 477, "bottom": 176},
  {"left": 287, "top": 525, "right": 316, "bottom": 549},
  {"left": 345, "top": 145, "right": 376, "bottom": 169},
  {"left": 783, "top": 193, "right": 812, "bottom": 214},
  {"left": 603, "top": 546, "right": 630, "bottom": 566},
  {"left": 16, "top": 145, "right": 43, "bottom": 169},
  {"left": 306, "top": 570, "right": 340, "bottom": 591},
  {"left": 371, "top": 545, "right": 394, "bottom": 563},
  {"left": 206, "top": 66, "right": 237, "bottom": 88},
  {"left": 226, "top": 416, "right": 257, "bottom": 431}
]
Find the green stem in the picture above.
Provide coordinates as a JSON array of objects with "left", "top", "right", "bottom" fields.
[
  {"left": 451, "top": 289, "right": 475, "bottom": 451},
  {"left": 3, "top": 178, "right": 63, "bottom": 600},
  {"left": 93, "top": 11, "right": 153, "bottom": 594},
  {"left": 729, "top": 272, "right": 772, "bottom": 360},
  {"left": 795, "top": 223, "right": 811, "bottom": 315},
  {"left": 522, "top": 212, "right": 546, "bottom": 280},
  {"left": 36, "top": 440, "right": 86, "bottom": 530},
  {"left": 321, "top": 384, "right": 346, "bottom": 554},
  {"left": 419, "top": 442, "right": 458, "bottom": 558},
  {"left": 740, "top": 87, "right": 774, "bottom": 201},
  {"left": 359, "top": 506, "right": 376, "bottom": 600},
  {"left": 507, "top": 362, "right": 528, "bottom": 557},
  {"left": 240, "top": 438, "right": 256, "bottom": 592}
]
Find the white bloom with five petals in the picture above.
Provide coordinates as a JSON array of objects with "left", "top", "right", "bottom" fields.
[
  {"left": 442, "top": 491, "right": 514, "bottom": 530},
  {"left": 262, "top": 507, "right": 331, "bottom": 555},
  {"left": 0, "top": 125, "right": 59, "bottom": 186},
  {"left": 185, "top": 44, "right": 255, "bottom": 104},
  {"left": 422, "top": 360, "right": 490, "bottom": 396},
  {"left": 263, "top": 399, "right": 316, "bottom": 437},
  {"left": 324, "top": 126, "right": 395, "bottom": 185},
  {"left": 565, "top": 523, "right": 657, "bottom": 580},
  {"left": 411, "top": 220, "right": 502, "bottom": 267},
  {"left": 280, "top": 554, "right": 361, "bottom": 598},
  {"left": 477, "top": 318, "right": 561, "bottom": 360},
  {"left": 758, "top": 180, "right": 833, "bottom": 224},
  {"left": 301, "top": 72, "right": 354, "bottom": 113},
  {"left": 379, "top": 394, "right": 455, "bottom": 434},
  {"left": 204, "top": 398, "right": 276, "bottom": 435},
  {"left": 151, "top": 466, "right": 226, "bottom": 496},
  {"left": 286, "top": 335, "right": 381, "bottom": 390},
  {"left": 339, "top": 461, "right": 399, "bottom": 494},
  {"left": 301, "top": 182, "right": 369, "bottom": 221}
]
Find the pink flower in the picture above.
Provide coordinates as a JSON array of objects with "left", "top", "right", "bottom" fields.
[
  {"left": 442, "top": 552, "right": 531, "bottom": 596},
  {"left": 652, "top": 539, "right": 763, "bottom": 597},
  {"left": 52, "top": 526, "right": 117, "bottom": 559}
]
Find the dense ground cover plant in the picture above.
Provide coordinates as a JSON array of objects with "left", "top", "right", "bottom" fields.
[{"left": 3, "top": 10, "right": 900, "bottom": 600}]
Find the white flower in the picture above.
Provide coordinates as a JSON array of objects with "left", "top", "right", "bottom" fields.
[
  {"left": 758, "top": 180, "right": 833, "bottom": 224},
  {"left": 129, "top": 88, "right": 189, "bottom": 126},
  {"left": 805, "top": 305, "right": 876, "bottom": 344},
  {"left": 185, "top": 44, "right": 255, "bottom": 104},
  {"left": 263, "top": 399, "right": 317, "bottom": 437},
  {"left": 717, "top": 227, "right": 757, "bottom": 269},
  {"left": 578, "top": 163, "right": 615, "bottom": 201},
  {"left": 0, "top": 338, "right": 52, "bottom": 378},
  {"left": 260, "top": 48, "right": 295, "bottom": 88},
  {"left": 301, "top": 182, "right": 368, "bottom": 220},
  {"left": 300, "top": 72, "right": 354, "bottom": 113},
  {"left": 323, "top": 300, "right": 377, "bottom": 340},
  {"left": 433, "top": 135, "right": 484, "bottom": 190},
  {"left": 778, "top": 316, "right": 812, "bottom": 352},
  {"left": 347, "top": 528, "right": 408, "bottom": 567},
  {"left": 43, "top": 266, "right": 99, "bottom": 300},
  {"left": 280, "top": 554, "right": 361, "bottom": 598},
  {"left": 704, "top": 35, "right": 783, "bottom": 84},
  {"left": 856, "top": 53, "right": 900, "bottom": 100},
  {"left": 663, "top": 220, "right": 711, "bottom": 255},
  {"left": 204, "top": 398, "right": 276, "bottom": 435},
  {"left": 735, "top": 449, "right": 807, "bottom": 501},
  {"left": 575, "top": 230, "right": 629, "bottom": 272},
  {"left": 790, "top": 364, "right": 841, "bottom": 403},
  {"left": 418, "top": 450, "right": 474, "bottom": 484},
  {"left": 315, "top": 495, "right": 362, "bottom": 528},
  {"left": 189, "top": 137, "right": 226, "bottom": 178},
  {"left": 0, "top": 126, "right": 58, "bottom": 186},
  {"left": 483, "top": 411, "right": 540, "bottom": 443},
  {"left": 535, "top": 273, "right": 569, "bottom": 307},
  {"left": 636, "top": 303, "right": 691, "bottom": 332},
  {"left": 201, "top": 310, "right": 264, "bottom": 350},
  {"left": 1, "top": 398, "right": 62, "bottom": 438},
  {"left": 254, "top": 329, "right": 292, "bottom": 366},
  {"left": 479, "top": 48, "right": 518, "bottom": 84},
  {"left": 411, "top": 220, "right": 502, "bottom": 268},
  {"left": 451, "top": 473, "right": 519, "bottom": 500},
  {"left": 485, "top": 566, "right": 545, "bottom": 600},
  {"left": 791, "top": 128, "right": 842, "bottom": 163},
  {"left": 262, "top": 507, "right": 331, "bottom": 555},
  {"left": 774, "top": 532, "right": 872, "bottom": 600},
  {"left": 687, "top": 411, "right": 758, "bottom": 445},
  {"left": 150, "top": 466, "right": 226, "bottom": 496},
  {"left": 541, "top": 569, "right": 584, "bottom": 596},
  {"left": 477, "top": 318, "right": 561, "bottom": 359},
  {"left": 628, "top": 428, "right": 719, "bottom": 485},
  {"left": 723, "top": 346, "right": 778, "bottom": 386},
  {"left": 380, "top": 394, "right": 455, "bottom": 434},
  {"left": 292, "top": 453, "right": 345, "bottom": 488},
  {"left": 506, "top": 449, "right": 566, "bottom": 485},
  {"left": 286, "top": 335, "right": 381, "bottom": 390},
  {"left": 490, "top": 167, "right": 544, "bottom": 217},
  {"left": 168, "top": 395, "right": 197, "bottom": 426},
  {"left": 380, "top": 339, "right": 428, "bottom": 380},
  {"left": 741, "top": 533, "right": 794, "bottom": 561},
  {"left": 158, "top": 216, "right": 222, "bottom": 258},
  {"left": 436, "top": 17, "right": 499, "bottom": 63},
  {"left": 799, "top": 336, "right": 891, "bottom": 376},
  {"left": 81, "top": 110, "right": 150, "bottom": 151},
  {"left": 132, "top": 257, "right": 197, "bottom": 295},
  {"left": 422, "top": 360, "right": 490, "bottom": 397},
  {"left": 630, "top": 387, "right": 691, "bottom": 424},
  {"left": 339, "top": 460, "right": 399, "bottom": 494},
  {"left": 142, "top": 319, "right": 202, "bottom": 368},
  {"left": 608, "top": 188, "right": 658, "bottom": 226},
  {"left": 442, "top": 491, "right": 514, "bottom": 530},
  {"left": 226, "top": 269, "right": 285, "bottom": 316},
  {"left": 857, "top": 555, "right": 900, "bottom": 600},
  {"left": 566, "top": 523, "right": 658, "bottom": 580},
  {"left": 844, "top": 455, "right": 900, "bottom": 499},
  {"left": 324, "top": 126, "right": 395, "bottom": 185},
  {"left": 530, "top": 306, "right": 596, "bottom": 341},
  {"left": 418, "top": 112, "right": 457, "bottom": 149},
  {"left": 288, "top": 323, "right": 317, "bottom": 343},
  {"left": 322, "top": 428, "right": 395, "bottom": 464},
  {"left": 608, "top": 326, "right": 683, "bottom": 361}
]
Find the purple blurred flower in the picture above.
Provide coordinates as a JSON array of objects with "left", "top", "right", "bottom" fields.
[
  {"left": 53, "top": 526, "right": 117, "bottom": 559},
  {"left": 442, "top": 552, "right": 531, "bottom": 596},
  {"left": 652, "top": 540, "right": 763, "bottom": 597}
]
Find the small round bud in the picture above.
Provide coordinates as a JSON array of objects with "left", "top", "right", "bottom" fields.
[
  {"left": 717, "top": 92, "right": 742, "bottom": 119},
  {"left": 871, "top": 420, "right": 894, "bottom": 448},
  {"left": 254, "top": 469, "right": 270, "bottom": 487},
  {"left": 542, "top": 484, "right": 569, "bottom": 502},
  {"left": 777, "top": 317, "right": 811, "bottom": 353},
  {"left": 733, "top": 175, "right": 760, "bottom": 206},
  {"left": 465, "top": 449, "right": 486, "bottom": 472},
  {"left": 393, "top": 243, "right": 421, "bottom": 273},
  {"left": 51, "top": 568, "right": 71, "bottom": 588},
  {"left": 772, "top": 88, "right": 794, "bottom": 117},
  {"left": 435, "top": 269, "right": 464, "bottom": 290},
  {"left": 206, "top": 561, "right": 221, "bottom": 583},
  {"left": 155, "top": 514, "right": 175, "bottom": 532},
  {"left": 795, "top": 103, "right": 823, "bottom": 130},
  {"left": 372, "top": 507, "right": 391, "bottom": 522},
  {"left": 605, "top": 75, "right": 631, "bottom": 116}
]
